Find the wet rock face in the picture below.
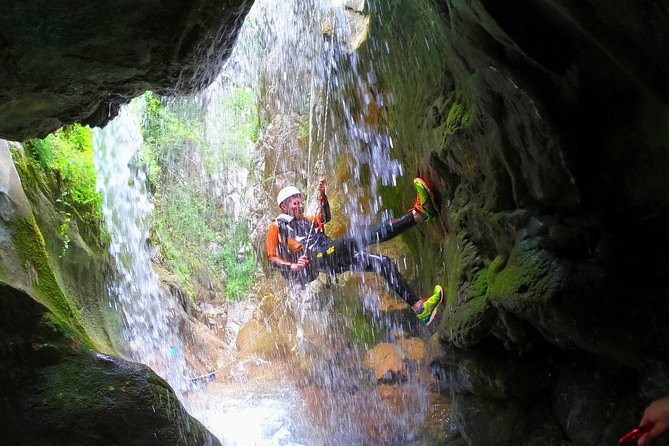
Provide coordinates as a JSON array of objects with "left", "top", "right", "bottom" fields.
[
  {"left": 344, "top": 0, "right": 669, "bottom": 444},
  {"left": 411, "top": 1, "right": 669, "bottom": 445},
  {"left": 0, "top": 284, "right": 220, "bottom": 446},
  {"left": 0, "top": 0, "right": 253, "bottom": 141}
]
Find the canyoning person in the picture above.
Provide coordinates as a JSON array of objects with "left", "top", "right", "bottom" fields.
[{"left": 266, "top": 177, "right": 444, "bottom": 326}]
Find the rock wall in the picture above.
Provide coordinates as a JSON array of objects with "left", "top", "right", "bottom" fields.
[
  {"left": 2, "top": 0, "right": 669, "bottom": 444},
  {"left": 0, "top": 0, "right": 254, "bottom": 141},
  {"left": 0, "top": 284, "right": 219, "bottom": 446},
  {"left": 348, "top": 0, "right": 669, "bottom": 444}
]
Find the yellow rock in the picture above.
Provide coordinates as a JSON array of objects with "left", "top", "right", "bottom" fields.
[{"left": 364, "top": 337, "right": 426, "bottom": 383}]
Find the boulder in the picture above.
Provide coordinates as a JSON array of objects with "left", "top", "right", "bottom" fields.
[
  {"left": 364, "top": 337, "right": 425, "bottom": 383},
  {"left": 0, "top": 284, "right": 220, "bottom": 446},
  {"left": 0, "top": 0, "right": 253, "bottom": 141}
]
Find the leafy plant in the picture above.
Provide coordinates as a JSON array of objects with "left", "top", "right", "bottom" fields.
[
  {"left": 22, "top": 123, "right": 105, "bottom": 251},
  {"left": 219, "top": 87, "right": 260, "bottom": 164},
  {"left": 139, "top": 91, "right": 258, "bottom": 301},
  {"left": 211, "top": 221, "right": 256, "bottom": 300}
]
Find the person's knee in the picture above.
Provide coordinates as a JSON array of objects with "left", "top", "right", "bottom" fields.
[{"left": 377, "top": 255, "right": 397, "bottom": 274}]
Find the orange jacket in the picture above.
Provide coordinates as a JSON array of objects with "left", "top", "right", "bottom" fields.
[{"left": 266, "top": 213, "right": 322, "bottom": 271}]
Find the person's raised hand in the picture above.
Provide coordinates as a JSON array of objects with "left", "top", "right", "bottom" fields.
[
  {"left": 318, "top": 178, "right": 326, "bottom": 198},
  {"left": 638, "top": 397, "right": 669, "bottom": 445},
  {"left": 291, "top": 255, "right": 310, "bottom": 271}
]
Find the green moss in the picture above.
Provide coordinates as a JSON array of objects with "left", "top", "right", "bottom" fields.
[
  {"left": 346, "top": 307, "right": 381, "bottom": 346},
  {"left": 446, "top": 98, "right": 477, "bottom": 135},
  {"left": 442, "top": 270, "right": 488, "bottom": 342},
  {"left": 12, "top": 216, "right": 92, "bottom": 346},
  {"left": 487, "top": 241, "right": 558, "bottom": 304},
  {"left": 439, "top": 224, "right": 501, "bottom": 342},
  {"left": 379, "top": 182, "right": 403, "bottom": 213},
  {"left": 9, "top": 140, "right": 113, "bottom": 352},
  {"left": 333, "top": 287, "right": 383, "bottom": 347},
  {"left": 472, "top": 265, "right": 490, "bottom": 299},
  {"left": 9, "top": 144, "right": 53, "bottom": 199},
  {"left": 345, "top": 311, "right": 381, "bottom": 346}
]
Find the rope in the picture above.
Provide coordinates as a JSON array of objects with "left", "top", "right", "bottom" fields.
[
  {"left": 306, "top": 33, "right": 334, "bottom": 213},
  {"left": 188, "top": 23, "right": 338, "bottom": 385}
]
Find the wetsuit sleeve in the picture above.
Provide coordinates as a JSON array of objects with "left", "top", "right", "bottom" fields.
[{"left": 266, "top": 222, "right": 292, "bottom": 271}]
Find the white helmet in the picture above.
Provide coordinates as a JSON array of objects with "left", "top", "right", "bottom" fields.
[{"left": 276, "top": 185, "right": 302, "bottom": 206}]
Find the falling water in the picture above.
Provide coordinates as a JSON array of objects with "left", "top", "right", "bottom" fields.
[
  {"left": 93, "top": 0, "right": 443, "bottom": 444},
  {"left": 93, "top": 100, "right": 192, "bottom": 397}
]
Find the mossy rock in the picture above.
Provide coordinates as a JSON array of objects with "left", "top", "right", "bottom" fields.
[
  {"left": 0, "top": 284, "right": 220, "bottom": 446},
  {"left": 6, "top": 142, "right": 116, "bottom": 352}
]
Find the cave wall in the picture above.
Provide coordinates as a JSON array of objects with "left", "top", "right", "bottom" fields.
[
  {"left": 0, "top": 139, "right": 223, "bottom": 445},
  {"left": 0, "top": 3, "right": 256, "bottom": 443},
  {"left": 0, "top": 0, "right": 254, "bottom": 141},
  {"left": 0, "top": 284, "right": 220, "bottom": 446},
  {"left": 2, "top": 0, "right": 669, "bottom": 444}
]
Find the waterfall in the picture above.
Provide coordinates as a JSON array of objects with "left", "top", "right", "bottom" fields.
[
  {"left": 93, "top": 0, "right": 440, "bottom": 443},
  {"left": 93, "top": 100, "right": 192, "bottom": 397}
]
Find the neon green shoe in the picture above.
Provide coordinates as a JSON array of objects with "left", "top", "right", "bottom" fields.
[
  {"left": 412, "top": 177, "right": 438, "bottom": 221},
  {"left": 416, "top": 285, "right": 444, "bottom": 326}
]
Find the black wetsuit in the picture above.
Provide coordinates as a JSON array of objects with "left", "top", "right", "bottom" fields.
[{"left": 278, "top": 211, "right": 420, "bottom": 306}]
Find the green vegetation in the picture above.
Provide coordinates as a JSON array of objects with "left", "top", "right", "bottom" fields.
[
  {"left": 142, "top": 92, "right": 206, "bottom": 184},
  {"left": 211, "top": 222, "right": 256, "bottom": 300},
  {"left": 21, "top": 124, "right": 105, "bottom": 253},
  {"left": 140, "top": 91, "right": 257, "bottom": 300},
  {"left": 297, "top": 112, "right": 310, "bottom": 145},
  {"left": 446, "top": 97, "right": 477, "bottom": 135},
  {"left": 23, "top": 124, "right": 101, "bottom": 217},
  {"left": 220, "top": 87, "right": 260, "bottom": 164}
]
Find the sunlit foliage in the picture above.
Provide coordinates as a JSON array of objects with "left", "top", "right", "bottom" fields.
[
  {"left": 140, "top": 92, "right": 256, "bottom": 300},
  {"left": 22, "top": 124, "right": 104, "bottom": 254}
]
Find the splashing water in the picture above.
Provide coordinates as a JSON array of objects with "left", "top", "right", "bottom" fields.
[
  {"left": 93, "top": 0, "right": 444, "bottom": 444},
  {"left": 93, "top": 100, "right": 192, "bottom": 397}
]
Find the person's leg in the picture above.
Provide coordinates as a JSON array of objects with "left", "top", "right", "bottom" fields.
[
  {"left": 362, "top": 212, "right": 416, "bottom": 245},
  {"left": 310, "top": 178, "right": 444, "bottom": 325},
  {"left": 350, "top": 251, "right": 420, "bottom": 306},
  {"left": 360, "top": 177, "right": 439, "bottom": 245},
  {"left": 312, "top": 239, "right": 445, "bottom": 326}
]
